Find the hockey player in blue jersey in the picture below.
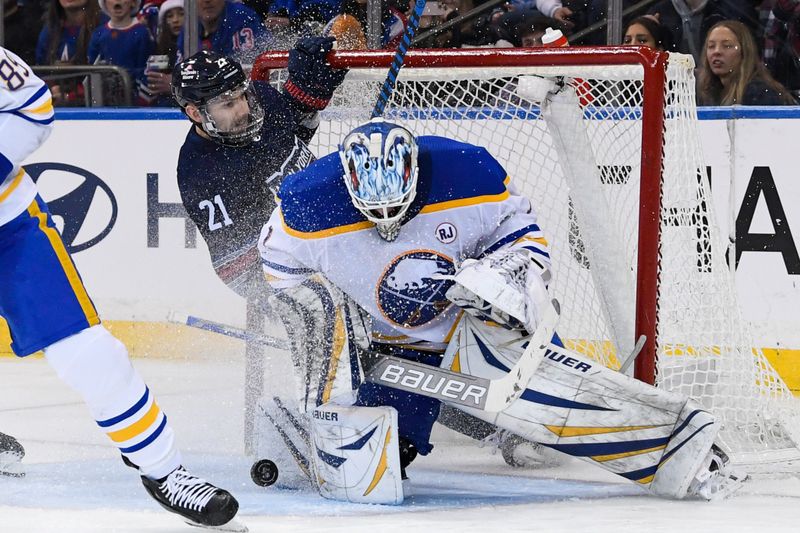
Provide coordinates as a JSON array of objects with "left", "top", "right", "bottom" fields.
[
  {"left": 173, "top": 37, "right": 346, "bottom": 306},
  {"left": 0, "top": 46, "right": 243, "bottom": 531},
  {"left": 258, "top": 118, "right": 746, "bottom": 504},
  {"left": 88, "top": 0, "right": 154, "bottom": 104}
]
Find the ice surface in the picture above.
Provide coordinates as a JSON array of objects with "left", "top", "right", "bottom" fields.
[{"left": 2, "top": 357, "right": 800, "bottom": 533}]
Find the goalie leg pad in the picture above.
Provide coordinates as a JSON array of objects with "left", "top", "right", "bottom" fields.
[
  {"left": 310, "top": 403, "right": 404, "bottom": 505},
  {"left": 268, "top": 275, "right": 370, "bottom": 412},
  {"left": 444, "top": 318, "right": 720, "bottom": 499}
]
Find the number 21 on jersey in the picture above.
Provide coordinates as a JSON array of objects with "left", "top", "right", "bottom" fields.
[{"left": 199, "top": 194, "right": 233, "bottom": 231}]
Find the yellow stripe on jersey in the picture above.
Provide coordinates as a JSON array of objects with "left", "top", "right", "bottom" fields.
[
  {"left": 514, "top": 235, "right": 549, "bottom": 247},
  {"left": 26, "top": 200, "right": 99, "bottom": 326},
  {"left": 107, "top": 401, "right": 161, "bottom": 443},
  {"left": 419, "top": 189, "right": 510, "bottom": 215},
  {"left": 280, "top": 211, "right": 374, "bottom": 239},
  {"left": 0, "top": 168, "right": 24, "bottom": 203},
  {"left": 281, "top": 186, "right": 509, "bottom": 239},
  {"left": 22, "top": 97, "right": 54, "bottom": 117},
  {"left": 503, "top": 175, "right": 511, "bottom": 186}
]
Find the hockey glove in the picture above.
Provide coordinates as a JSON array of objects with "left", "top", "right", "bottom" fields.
[{"left": 284, "top": 36, "right": 348, "bottom": 110}]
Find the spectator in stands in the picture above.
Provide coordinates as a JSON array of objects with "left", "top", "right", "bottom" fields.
[
  {"left": 495, "top": 11, "right": 557, "bottom": 47},
  {"left": 37, "top": 0, "right": 104, "bottom": 65},
  {"left": 416, "top": 1, "right": 455, "bottom": 48},
  {"left": 333, "top": 0, "right": 408, "bottom": 49},
  {"left": 517, "top": 0, "right": 574, "bottom": 29},
  {"left": 266, "top": 0, "right": 343, "bottom": 35},
  {"left": 517, "top": 14, "right": 557, "bottom": 47},
  {"left": 155, "top": 0, "right": 184, "bottom": 63},
  {"left": 36, "top": 0, "right": 106, "bottom": 105},
  {"left": 4, "top": 0, "right": 47, "bottom": 65},
  {"left": 142, "top": 0, "right": 183, "bottom": 106},
  {"left": 697, "top": 20, "right": 797, "bottom": 104},
  {"left": 623, "top": 15, "right": 674, "bottom": 50},
  {"left": 647, "top": 0, "right": 760, "bottom": 63},
  {"left": 763, "top": 0, "right": 800, "bottom": 100},
  {"left": 177, "top": 0, "right": 273, "bottom": 63},
  {"left": 89, "top": 0, "right": 154, "bottom": 105}
]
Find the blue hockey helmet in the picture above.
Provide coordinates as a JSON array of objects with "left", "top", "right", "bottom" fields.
[{"left": 339, "top": 119, "right": 419, "bottom": 241}]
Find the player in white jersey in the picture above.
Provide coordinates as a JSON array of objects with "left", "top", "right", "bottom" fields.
[
  {"left": 258, "top": 118, "right": 745, "bottom": 504},
  {"left": 0, "top": 47, "right": 243, "bottom": 531}
]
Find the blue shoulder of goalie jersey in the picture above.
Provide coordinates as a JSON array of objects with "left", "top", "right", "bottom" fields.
[{"left": 278, "top": 135, "right": 509, "bottom": 236}]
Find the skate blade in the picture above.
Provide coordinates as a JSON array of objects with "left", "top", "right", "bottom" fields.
[
  {"left": 185, "top": 516, "right": 248, "bottom": 532},
  {"left": 0, "top": 463, "right": 25, "bottom": 477}
]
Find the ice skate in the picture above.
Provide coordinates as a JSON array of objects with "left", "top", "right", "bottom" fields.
[
  {"left": 141, "top": 466, "right": 247, "bottom": 531},
  {"left": 687, "top": 446, "right": 749, "bottom": 501},
  {"left": 499, "top": 433, "right": 563, "bottom": 469},
  {"left": 0, "top": 432, "right": 25, "bottom": 477}
]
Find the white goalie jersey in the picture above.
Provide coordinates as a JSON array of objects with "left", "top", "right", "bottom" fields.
[{"left": 258, "top": 136, "right": 551, "bottom": 345}]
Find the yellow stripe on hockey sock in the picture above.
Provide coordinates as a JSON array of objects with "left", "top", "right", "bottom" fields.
[
  {"left": 107, "top": 401, "right": 160, "bottom": 443},
  {"left": 364, "top": 427, "right": 391, "bottom": 496},
  {"left": 592, "top": 444, "right": 667, "bottom": 463},
  {"left": 27, "top": 200, "right": 99, "bottom": 325},
  {"left": 545, "top": 424, "right": 665, "bottom": 437}
]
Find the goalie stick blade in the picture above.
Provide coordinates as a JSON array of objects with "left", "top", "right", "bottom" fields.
[
  {"left": 482, "top": 298, "right": 560, "bottom": 412},
  {"left": 366, "top": 299, "right": 561, "bottom": 412},
  {"left": 257, "top": 403, "right": 312, "bottom": 479}
]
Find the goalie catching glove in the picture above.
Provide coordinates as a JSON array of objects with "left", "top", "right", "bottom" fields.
[{"left": 446, "top": 247, "right": 551, "bottom": 333}]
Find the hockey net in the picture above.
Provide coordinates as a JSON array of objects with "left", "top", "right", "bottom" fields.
[{"left": 255, "top": 47, "right": 800, "bottom": 472}]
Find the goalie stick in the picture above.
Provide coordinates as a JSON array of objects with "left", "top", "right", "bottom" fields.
[
  {"left": 166, "top": 311, "right": 289, "bottom": 351},
  {"left": 366, "top": 299, "right": 561, "bottom": 412},
  {"left": 257, "top": 402, "right": 311, "bottom": 479}
]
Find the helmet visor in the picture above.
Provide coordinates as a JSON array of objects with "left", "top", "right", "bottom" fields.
[{"left": 201, "top": 82, "right": 265, "bottom": 146}]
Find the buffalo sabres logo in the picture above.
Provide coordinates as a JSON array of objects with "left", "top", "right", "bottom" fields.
[{"left": 377, "top": 250, "right": 455, "bottom": 328}]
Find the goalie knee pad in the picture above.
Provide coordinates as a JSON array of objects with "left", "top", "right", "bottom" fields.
[{"left": 310, "top": 403, "right": 404, "bottom": 504}]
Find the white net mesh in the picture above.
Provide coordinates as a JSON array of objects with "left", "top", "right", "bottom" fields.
[{"left": 269, "top": 50, "right": 800, "bottom": 471}]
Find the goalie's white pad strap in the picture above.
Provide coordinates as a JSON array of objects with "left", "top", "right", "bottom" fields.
[
  {"left": 445, "top": 318, "right": 719, "bottom": 499},
  {"left": 310, "top": 404, "right": 404, "bottom": 505}
]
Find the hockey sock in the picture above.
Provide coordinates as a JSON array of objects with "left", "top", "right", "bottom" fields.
[{"left": 44, "top": 325, "right": 181, "bottom": 479}]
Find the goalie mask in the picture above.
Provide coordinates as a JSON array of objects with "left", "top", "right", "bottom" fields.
[
  {"left": 339, "top": 119, "right": 419, "bottom": 241},
  {"left": 172, "top": 50, "right": 265, "bottom": 147}
]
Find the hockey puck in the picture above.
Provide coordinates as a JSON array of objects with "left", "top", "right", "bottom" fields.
[{"left": 250, "top": 459, "right": 279, "bottom": 487}]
